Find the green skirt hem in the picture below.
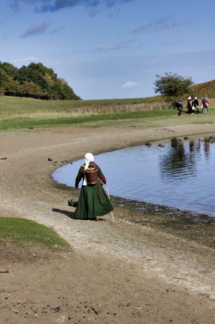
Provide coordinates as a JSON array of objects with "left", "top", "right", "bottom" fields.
[{"left": 74, "top": 182, "right": 114, "bottom": 220}]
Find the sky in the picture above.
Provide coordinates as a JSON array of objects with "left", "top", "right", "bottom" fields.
[{"left": 1, "top": 0, "right": 215, "bottom": 100}]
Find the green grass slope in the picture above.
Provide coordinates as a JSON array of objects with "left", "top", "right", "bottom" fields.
[
  {"left": 0, "top": 109, "right": 180, "bottom": 130},
  {"left": 1, "top": 108, "right": 215, "bottom": 131},
  {"left": 0, "top": 217, "right": 71, "bottom": 251},
  {"left": 0, "top": 95, "right": 163, "bottom": 115}
]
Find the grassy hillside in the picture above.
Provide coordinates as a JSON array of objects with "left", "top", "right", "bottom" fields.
[
  {"left": 1, "top": 79, "right": 215, "bottom": 131},
  {"left": 187, "top": 80, "right": 215, "bottom": 99},
  {"left": 0, "top": 95, "right": 163, "bottom": 115}
]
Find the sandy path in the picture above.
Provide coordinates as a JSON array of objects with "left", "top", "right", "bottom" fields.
[{"left": 1, "top": 124, "right": 215, "bottom": 323}]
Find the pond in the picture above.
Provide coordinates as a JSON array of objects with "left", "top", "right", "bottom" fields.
[{"left": 52, "top": 136, "right": 215, "bottom": 217}]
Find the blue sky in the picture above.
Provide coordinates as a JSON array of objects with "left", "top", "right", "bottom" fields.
[{"left": 1, "top": 0, "right": 215, "bottom": 100}]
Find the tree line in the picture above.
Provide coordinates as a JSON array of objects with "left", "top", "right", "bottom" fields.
[{"left": 0, "top": 61, "right": 81, "bottom": 100}]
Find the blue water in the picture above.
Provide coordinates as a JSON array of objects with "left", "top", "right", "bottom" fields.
[{"left": 52, "top": 137, "right": 215, "bottom": 217}]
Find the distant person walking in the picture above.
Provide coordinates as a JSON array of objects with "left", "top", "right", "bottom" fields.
[
  {"left": 187, "top": 96, "right": 193, "bottom": 115},
  {"left": 176, "top": 99, "right": 183, "bottom": 116},
  {"left": 201, "top": 94, "right": 209, "bottom": 113},
  {"left": 193, "top": 97, "right": 199, "bottom": 113}
]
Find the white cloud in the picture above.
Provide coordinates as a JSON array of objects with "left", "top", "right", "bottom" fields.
[
  {"left": 121, "top": 81, "right": 139, "bottom": 89},
  {"left": 11, "top": 56, "right": 38, "bottom": 62}
]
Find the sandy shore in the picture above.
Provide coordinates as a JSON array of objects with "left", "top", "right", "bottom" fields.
[{"left": 1, "top": 124, "right": 215, "bottom": 324}]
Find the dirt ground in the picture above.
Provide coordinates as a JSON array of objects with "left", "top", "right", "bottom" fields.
[{"left": 1, "top": 124, "right": 215, "bottom": 324}]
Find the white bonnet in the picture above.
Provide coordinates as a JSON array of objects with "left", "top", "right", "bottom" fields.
[{"left": 85, "top": 153, "right": 94, "bottom": 162}]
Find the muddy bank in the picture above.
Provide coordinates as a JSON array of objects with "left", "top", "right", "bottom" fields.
[{"left": 110, "top": 196, "right": 215, "bottom": 249}]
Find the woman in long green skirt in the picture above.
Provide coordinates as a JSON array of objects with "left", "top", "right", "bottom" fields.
[{"left": 74, "top": 153, "right": 114, "bottom": 221}]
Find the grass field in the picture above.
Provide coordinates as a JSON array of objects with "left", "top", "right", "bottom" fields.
[
  {"left": 0, "top": 217, "right": 71, "bottom": 251},
  {"left": 0, "top": 109, "right": 177, "bottom": 130},
  {"left": 0, "top": 95, "right": 163, "bottom": 115},
  {"left": 1, "top": 108, "right": 215, "bottom": 131},
  {"left": 0, "top": 96, "right": 215, "bottom": 132}
]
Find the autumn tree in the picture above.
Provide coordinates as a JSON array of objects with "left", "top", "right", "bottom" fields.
[
  {"left": 0, "top": 68, "right": 7, "bottom": 87},
  {"left": 28, "top": 62, "right": 57, "bottom": 82},
  {"left": 154, "top": 73, "right": 194, "bottom": 107},
  {"left": 15, "top": 66, "right": 49, "bottom": 90},
  {"left": 0, "top": 61, "right": 79, "bottom": 100},
  {"left": 4, "top": 77, "right": 20, "bottom": 96},
  {"left": 44, "top": 73, "right": 54, "bottom": 85},
  {"left": 0, "top": 62, "right": 19, "bottom": 78},
  {"left": 58, "top": 78, "right": 68, "bottom": 85}
]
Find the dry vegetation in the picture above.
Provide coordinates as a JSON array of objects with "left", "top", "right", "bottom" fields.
[
  {"left": 0, "top": 95, "right": 167, "bottom": 119},
  {"left": 190, "top": 79, "right": 215, "bottom": 98}
]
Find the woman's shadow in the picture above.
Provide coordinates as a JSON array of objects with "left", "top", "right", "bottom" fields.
[
  {"left": 52, "top": 208, "right": 76, "bottom": 219},
  {"left": 52, "top": 208, "right": 106, "bottom": 221}
]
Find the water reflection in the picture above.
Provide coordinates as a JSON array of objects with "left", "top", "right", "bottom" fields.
[
  {"left": 204, "top": 141, "right": 210, "bottom": 159},
  {"left": 52, "top": 136, "right": 215, "bottom": 217},
  {"left": 160, "top": 140, "right": 196, "bottom": 179}
]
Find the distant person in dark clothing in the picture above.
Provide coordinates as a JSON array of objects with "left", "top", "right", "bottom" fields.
[
  {"left": 176, "top": 99, "right": 183, "bottom": 116},
  {"left": 187, "top": 96, "right": 193, "bottom": 115},
  {"left": 191, "top": 100, "right": 196, "bottom": 113},
  {"left": 193, "top": 97, "right": 199, "bottom": 113}
]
